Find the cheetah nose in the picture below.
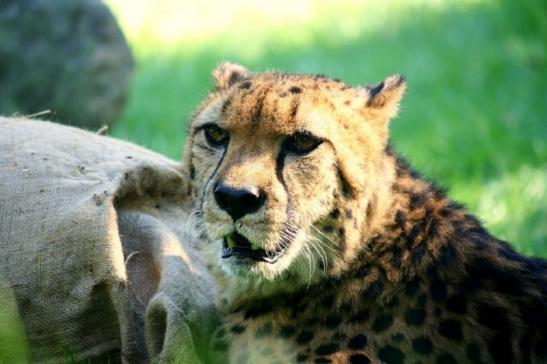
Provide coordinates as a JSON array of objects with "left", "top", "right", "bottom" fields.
[{"left": 213, "top": 182, "right": 266, "bottom": 221}]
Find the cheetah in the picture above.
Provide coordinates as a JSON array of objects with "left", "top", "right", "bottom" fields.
[{"left": 183, "top": 63, "right": 547, "bottom": 363}]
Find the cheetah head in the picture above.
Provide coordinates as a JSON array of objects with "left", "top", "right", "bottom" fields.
[{"left": 184, "top": 63, "right": 405, "bottom": 296}]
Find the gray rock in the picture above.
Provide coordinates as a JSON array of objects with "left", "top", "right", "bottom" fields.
[{"left": 0, "top": 0, "right": 133, "bottom": 129}]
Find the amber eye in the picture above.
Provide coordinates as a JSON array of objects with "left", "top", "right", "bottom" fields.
[
  {"left": 284, "top": 132, "right": 322, "bottom": 155},
  {"left": 203, "top": 124, "right": 229, "bottom": 147}
]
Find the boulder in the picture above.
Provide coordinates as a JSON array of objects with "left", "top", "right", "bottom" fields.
[{"left": 0, "top": 0, "right": 133, "bottom": 129}]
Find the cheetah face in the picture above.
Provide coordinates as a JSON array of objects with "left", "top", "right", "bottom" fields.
[{"left": 185, "top": 63, "right": 405, "bottom": 287}]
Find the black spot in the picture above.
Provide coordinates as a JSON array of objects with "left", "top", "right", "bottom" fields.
[
  {"left": 391, "top": 333, "right": 405, "bottom": 343},
  {"left": 325, "top": 314, "right": 342, "bottom": 329},
  {"left": 255, "top": 323, "right": 272, "bottom": 338},
  {"left": 349, "top": 354, "right": 371, "bottom": 364},
  {"left": 350, "top": 310, "right": 369, "bottom": 323},
  {"left": 315, "top": 358, "right": 331, "bottom": 364},
  {"left": 315, "top": 343, "right": 339, "bottom": 356},
  {"left": 430, "top": 280, "right": 447, "bottom": 302},
  {"left": 279, "top": 325, "right": 296, "bottom": 338},
  {"left": 289, "top": 86, "right": 302, "bottom": 94},
  {"left": 476, "top": 303, "right": 511, "bottom": 331},
  {"left": 407, "top": 225, "right": 421, "bottom": 245},
  {"left": 347, "top": 334, "right": 367, "bottom": 350},
  {"left": 304, "top": 318, "right": 317, "bottom": 328},
  {"left": 322, "top": 293, "right": 335, "bottom": 308},
  {"left": 417, "top": 294, "right": 427, "bottom": 306},
  {"left": 329, "top": 209, "right": 340, "bottom": 218},
  {"left": 412, "top": 336, "right": 433, "bottom": 355},
  {"left": 446, "top": 292, "right": 467, "bottom": 313},
  {"left": 240, "top": 81, "right": 252, "bottom": 89},
  {"left": 436, "top": 353, "right": 457, "bottom": 364},
  {"left": 404, "top": 308, "right": 426, "bottom": 326},
  {"left": 378, "top": 345, "right": 405, "bottom": 364},
  {"left": 245, "top": 302, "right": 273, "bottom": 319},
  {"left": 386, "top": 296, "right": 400, "bottom": 308},
  {"left": 404, "top": 278, "right": 420, "bottom": 297},
  {"left": 362, "top": 274, "right": 385, "bottom": 301},
  {"left": 296, "top": 330, "right": 314, "bottom": 345},
  {"left": 189, "top": 164, "right": 195, "bottom": 179},
  {"left": 230, "top": 324, "right": 245, "bottom": 334},
  {"left": 395, "top": 210, "right": 405, "bottom": 226},
  {"left": 372, "top": 313, "right": 393, "bottom": 332},
  {"left": 438, "top": 320, "right": 463, "bottom": 341},
  {"left": 409, "top": 192, "right": 426, "bottom": 210},
  {"left": 323, "top": 225, "right": 334, "bottom": 233},
  {"left": 487, "top": 333, "right": 513, "bottom": 364},
  {"left": 344, "top": 209, "right": 353, "bottom": 219},
  {"left": 296, "top": 354, "right": 308, "bottom": 362},
  {"left": 391, "top": 246, "right": 402, "bottom": 267},
  {"left": 439, "top": 244, "right": 457, "bottom": 266},
  {"left": 466, "top": 343, "right": 483, "bottom": 363}
]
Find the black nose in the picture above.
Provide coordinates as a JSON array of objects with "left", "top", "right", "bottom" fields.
[{"left": 213, "top": 183, "right": 266, "bottom": 221}]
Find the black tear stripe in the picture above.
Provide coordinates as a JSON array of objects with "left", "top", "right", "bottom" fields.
[
  {"left": 275, "top": 149, "right": 288, "bottom": 195},
  {"left": 336, "top": 166, "right": 353, "bottom": 198},
  {"left": 275, "top": 148, "right": 298, "bottom": 251},
  {"left": 199, "top": 147, "right": 228, "bottom": 227}
]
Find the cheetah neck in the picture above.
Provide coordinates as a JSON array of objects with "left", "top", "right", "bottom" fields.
[{"left": 334, "top": 149, "right": 479, "bottom": 297}]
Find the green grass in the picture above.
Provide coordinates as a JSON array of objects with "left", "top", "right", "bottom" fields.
[{"left": 107, "top": 0, "right": 546, "bottom": 256}]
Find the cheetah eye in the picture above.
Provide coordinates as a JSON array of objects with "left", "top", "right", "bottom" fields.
[
  {"left": 203, "top": 124, "right": 229, "bottom": 147},
  {"left": 284, "top": 132, "right": 322, "bottom": 155}
]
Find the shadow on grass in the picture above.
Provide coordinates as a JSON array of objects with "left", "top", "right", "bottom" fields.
[{"left": 112, "top": 0, "right": 546, "bottom": 255}]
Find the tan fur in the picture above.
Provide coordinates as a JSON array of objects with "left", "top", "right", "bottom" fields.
[{"left": 184, "top": 63, "right": 547, "bottom": 363}]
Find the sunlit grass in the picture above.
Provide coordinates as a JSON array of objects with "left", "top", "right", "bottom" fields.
[
  {"left": 0, "top": 283, "right": 28, "bottom": 363},
  {"left": 106, "top": 0, "right": 546, "bottom": 256},
  {"left": 107, "top": 0, "right": 485, "bottom": 54}
]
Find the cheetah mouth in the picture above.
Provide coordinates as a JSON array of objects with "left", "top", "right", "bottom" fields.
[{"left": 221, "top": 232, "right": 288, "bottom": 264}]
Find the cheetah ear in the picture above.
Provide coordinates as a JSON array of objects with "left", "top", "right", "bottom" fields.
[
  {"left": 213, "top": 62, "right": 251, "bottom": 89},
  {"left": 359, "top": 74, "right": 406, "bottom": 119}
]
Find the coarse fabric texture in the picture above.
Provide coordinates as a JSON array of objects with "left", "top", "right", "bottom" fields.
[{"left": 0, "top": 117, "right": 219, "bottom": 363}]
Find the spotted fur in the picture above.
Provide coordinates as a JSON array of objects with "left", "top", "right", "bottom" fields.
[{"left": 184, "top": 63, "right": 547, "bottom": 363}]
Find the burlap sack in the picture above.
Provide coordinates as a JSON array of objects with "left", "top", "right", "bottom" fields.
[{"left": 0, "top": 117, "right": 220, "bottom": 363}]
